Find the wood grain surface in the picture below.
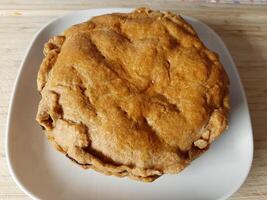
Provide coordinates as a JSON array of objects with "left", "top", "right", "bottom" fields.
[{"left": 0, "top": 1, "right": 266, "bottom": 199}]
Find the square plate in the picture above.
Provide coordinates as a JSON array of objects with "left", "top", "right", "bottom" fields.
[{"left": 6, "top": 8, "right": 253, "bottom": 200}]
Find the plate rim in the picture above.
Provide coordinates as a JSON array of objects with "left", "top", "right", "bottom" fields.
[{"left": 5, "top": 7, "right": 254, "bottom": 200}]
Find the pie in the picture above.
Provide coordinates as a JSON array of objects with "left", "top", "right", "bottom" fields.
[{"left": 36, "top": 8, "right": 230, "bottom": 182}]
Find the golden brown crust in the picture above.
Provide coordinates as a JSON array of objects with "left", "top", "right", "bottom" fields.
[{"left": 36, "top": 8, "right": 229, "bottom": 182}]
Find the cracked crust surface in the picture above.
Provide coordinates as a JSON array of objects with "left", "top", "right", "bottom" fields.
[{"left": 36, "top": 8, "right": 230, "bottom": 182}]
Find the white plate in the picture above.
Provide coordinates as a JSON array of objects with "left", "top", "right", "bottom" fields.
[{"left": 6, "top": 8, "right": 253, "bottom": 200}]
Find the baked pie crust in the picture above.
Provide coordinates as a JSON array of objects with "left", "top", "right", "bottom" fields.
[{"left": 36, "top": 8, "right": 229, "bottom": 182}]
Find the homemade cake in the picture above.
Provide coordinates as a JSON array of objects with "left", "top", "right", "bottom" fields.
[{"left": 36, "top": 8, "right": 230, "bottom": 182}]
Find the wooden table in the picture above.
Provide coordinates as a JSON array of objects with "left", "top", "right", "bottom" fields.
[{"left": 0, "top": 1, "right": 266, "bottom": 199}]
